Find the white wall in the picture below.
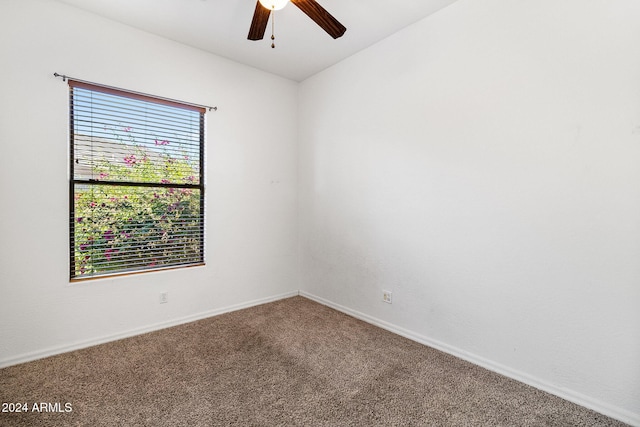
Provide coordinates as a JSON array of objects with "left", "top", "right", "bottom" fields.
[
  {"left": 0, "top": 0, "right": 299, "bottom": 365},
  {"left": 299, "top": 0, "right": 640, "bottom": 423}
]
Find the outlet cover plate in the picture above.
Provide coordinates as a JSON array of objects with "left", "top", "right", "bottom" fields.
[
  {"left": 383, "top": 290, "right": 392, "bottom": 304},
  {"left": 159, "top": 292, "right": 168, "bottom": 304}
]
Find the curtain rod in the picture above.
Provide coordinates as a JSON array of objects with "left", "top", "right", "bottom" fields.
[{"left": 53, "top": 72, "right": 217, "bottom": 112}]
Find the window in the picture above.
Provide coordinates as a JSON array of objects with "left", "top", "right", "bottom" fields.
[{"left": 69, "top": 81, "right": 205, "bottom": 280}]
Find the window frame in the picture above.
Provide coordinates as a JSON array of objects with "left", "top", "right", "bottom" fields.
[{"left": 68, "top": 80, "right": 206, "bottom": 281}]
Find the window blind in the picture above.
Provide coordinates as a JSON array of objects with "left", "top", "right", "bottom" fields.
[{"left": 69, "top": 80, "right": 205, "bottom": 279}]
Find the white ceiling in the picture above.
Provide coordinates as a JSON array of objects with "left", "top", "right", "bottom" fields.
[{"left": 54, "top": 0, "right": 459, "bottom": 81}]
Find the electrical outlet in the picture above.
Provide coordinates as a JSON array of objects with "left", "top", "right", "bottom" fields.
[
  {"left": 159, "top": 292, "right": 168, "bottom": 304},
  {"left": 383, "top": 290, "right": 392, "bottom": 304}
]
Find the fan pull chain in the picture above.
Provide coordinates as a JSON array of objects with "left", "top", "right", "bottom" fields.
[{"left": 271, "top": 10, "right": 276, "bottom": 48}]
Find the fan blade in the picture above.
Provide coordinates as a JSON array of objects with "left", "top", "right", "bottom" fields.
[
  {"left": 248, "top": 1, "right": 271, "bottom": 40},
  {"left": 291, "top": 0, "right": 346, "bottom": 39}
]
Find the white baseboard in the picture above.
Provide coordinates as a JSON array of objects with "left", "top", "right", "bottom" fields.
[
  {"left": 0, "top": 290, "right": 299, "bottom": 370},
  {"left": 299, "top": 291, "right": 640, "bottom": 427}
]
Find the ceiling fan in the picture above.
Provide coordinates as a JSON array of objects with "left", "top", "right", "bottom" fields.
[{"left": 248, "top": 0, "right": 346, "bottom": 45}]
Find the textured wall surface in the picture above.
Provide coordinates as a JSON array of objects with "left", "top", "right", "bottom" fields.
[
  {"left": 0, "top": 0, "right": 299, "bottom": 366},
  {"left": 299, "top": 0, "right": 640, "bottom": 423}
]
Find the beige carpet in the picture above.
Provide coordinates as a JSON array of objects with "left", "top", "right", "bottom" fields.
[{"left": 0, "top": 296, "right": 627, "bottom": 426}]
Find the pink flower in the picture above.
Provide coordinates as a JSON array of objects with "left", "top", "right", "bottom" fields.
[
  {"left": 155, "top": 139, "right": 169, "bottom": 146},
  {"left": 105, "top": 248, "right": 118, "bottom": 261},
  {"left": 161, "top": 179, "right": 170, "bottom": 184},
  {"left": 123, "top": 127, "right": 132, "bottom": 132},
  {"left": 98, "top": 173, "right": 109, "bottom": 180},
  {"left": 124, "top": 155, "right": 137, "bottom": 166}
]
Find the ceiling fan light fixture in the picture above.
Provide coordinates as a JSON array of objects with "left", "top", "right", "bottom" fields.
[
  {"left": 258, "top": 0, "right": 289, "bottom": 10},
  {"left": 248, "top": 0, "right": 346, "bottom": 42}
]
